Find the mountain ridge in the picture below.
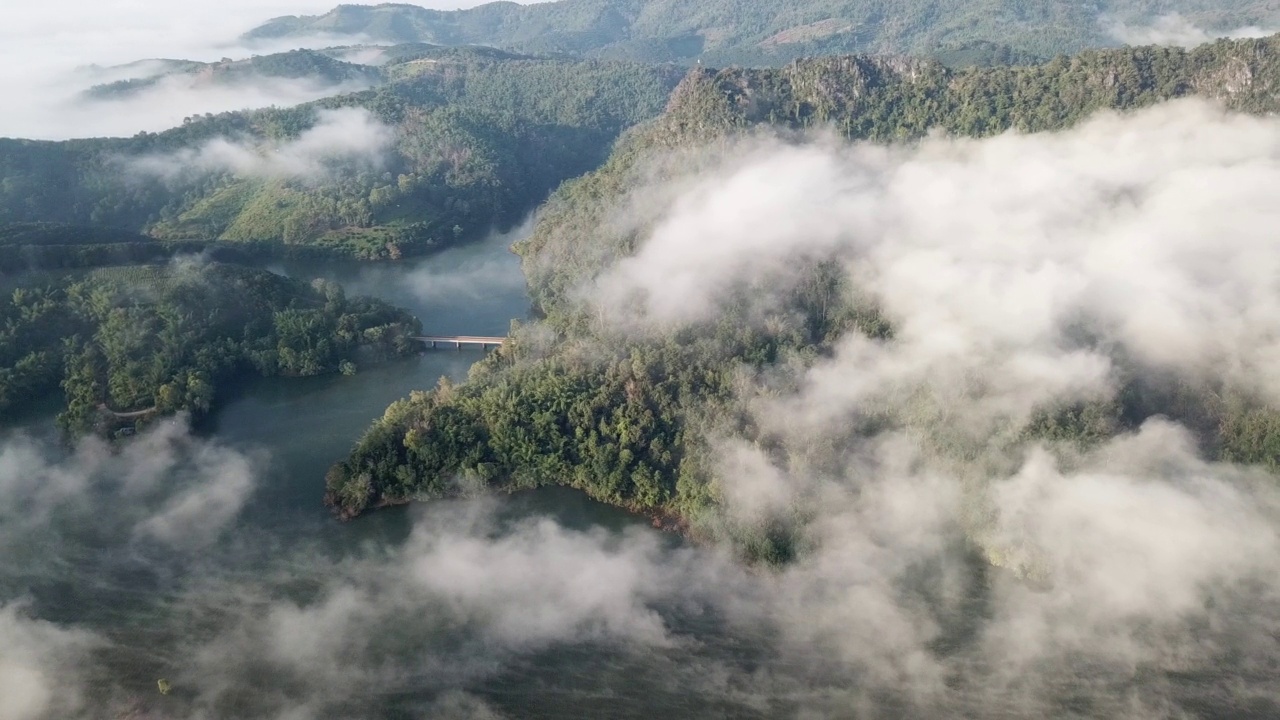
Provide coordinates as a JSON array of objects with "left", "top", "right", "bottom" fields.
[{"left": 244, "top": 0, "right": 1280, "bottom": 66}]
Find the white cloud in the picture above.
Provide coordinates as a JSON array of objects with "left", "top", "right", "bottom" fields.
[
  {"left": 1105, "top": 12, "right": 1278, "bottom": 48},
  {"left": 0, "top": 1, "right": 544, "bottom": 139},
  {"left": 0, "top": 604, "right": 100, "bottom": 720},
  {"left": 598, "top": 100, "right": 1280, "bottom": 411},
  {"left": 559, "top": 98, "right": 1280, "bottom": 711},
  {"left": 0, "top": 416, "right": 260, "bottom": 553},
  {"left": 170, "top": 499, "right": 742, "bottom": 719},
  {"left": 130, "top": 107, "right": 396, "bottom": 180},
  {"left": 135, "top": 444, "right": 258, "bottom": 548},
  {"left": 73, "top": 73, "right": 379, "bottom": 139}
]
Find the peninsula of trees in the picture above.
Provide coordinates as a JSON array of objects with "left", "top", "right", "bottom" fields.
[{"left": 0, "top": 259, "right": 421, "bottom": 435}]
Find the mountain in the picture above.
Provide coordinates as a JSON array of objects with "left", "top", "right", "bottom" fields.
[
  {"left": 245, "top": 0, "right": 1280, "bottom": 66},
  {"left": 326, "top": 34, "right": 1280, "bottom": 564},
  {"left": 0, "top": 47, "right": 682, "bottom": 260},
  {"left": 81, "top": 49, "right": 382, "bottom": 101}
]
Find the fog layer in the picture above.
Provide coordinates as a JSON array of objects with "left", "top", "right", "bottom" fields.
[
  {"left": 130, "top": 107, "right": 395, "bottom": 180},
  {"left": 1106, "top": 12, "right": 1280, "bottom": 47},
  {"left": 575, "top": 98, "right": 1280, "bottom": 714},
  {"left": 0, "top": 1, "right": 517, "bottom": 139}
]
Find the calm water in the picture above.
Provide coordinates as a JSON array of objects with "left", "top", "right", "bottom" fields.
[{"left": 2, "top": 226, "right": 1276, "bottom": 719}]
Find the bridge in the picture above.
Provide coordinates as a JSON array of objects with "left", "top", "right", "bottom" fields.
[{"left": 414, "top": 335, "right": 506, "bottom": 350}]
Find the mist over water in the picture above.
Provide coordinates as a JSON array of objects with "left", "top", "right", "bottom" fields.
[
  {"left": 263, "top": 218, "right": 534, "bottom": 336},
  {"left": 0, "top": 229, "right": 613, "bottom": 719},
  {"left": 0, "top": 226, "right": 784, "bottom": 720}
]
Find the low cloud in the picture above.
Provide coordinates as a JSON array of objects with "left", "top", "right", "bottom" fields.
[
  {"left": 130, "top": 107, "right": 395, "bottom": 181},
  {"left": 331, "top": 47, "right": 393, "bottom": 66},
  {"left": 0, "top": 603, "right": 100, "bottom": 720},
  {"left": 134, "top": 443, "right": 258, "bottom": 548},
  {"left": 392, "top": 216, "right": 534, "bottom": 305},
  {"left": 0, "top": 419, "right": 262, "bottom": 718},
  {"left": 153, "top": 500, "right": 742, "bottom": 719},
  {"left": 0, "top": 1, "right": 531, "bottom": 139},
  {"left": 0, "top": 419, "right": 740, "bottom": 719},
  {"left": 563, "top": 98, "right": 1280, "bottom": 712},
  {"left": 598, "top": 100, "right": 1280, "bottom": 406},
  {"left": 1105, "top": 12, "right": 1278, "bottom": 48},
  {"left": 71, "top": 72, "right": 377, "bottom": 139},
  {"left": 0, "top": 416, "right": 260, "bottom": 555}
]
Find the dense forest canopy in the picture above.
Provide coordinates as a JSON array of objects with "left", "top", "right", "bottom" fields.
[
  {"left": 0, "top": 48, "right": 682, "bottom": 259},
  {"left": 328, "top": 34, "right": 1280, "bottom": 567},
  {"left": 246, "top": 0, "right": 1280, "bottom": 66},
  {"left": 0, "top": 259, "right": 420, "bottom": 435}
]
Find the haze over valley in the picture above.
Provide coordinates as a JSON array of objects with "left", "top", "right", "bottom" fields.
[{"left": 6, "top": 2, "right": 1280, "bottom": 719}]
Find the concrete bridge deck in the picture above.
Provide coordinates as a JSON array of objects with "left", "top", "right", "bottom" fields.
[{"left": 414, "top": 335, "right": 506, "bottom": 349}]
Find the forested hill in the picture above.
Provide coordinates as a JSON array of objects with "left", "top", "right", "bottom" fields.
[
  {"left": 246, "top": 0, "right": 1280, "bottom": 66},
  {"left": 0, "top": 262, "right": 421, "bottom": 435},
  {"left": 0, "top": 49, "right": 682, "bottom": 260},
  {"left": 328, "top": 34, "right": 1280, "bottom": 563}
]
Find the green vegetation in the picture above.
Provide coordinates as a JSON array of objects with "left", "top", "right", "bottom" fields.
[
  {"left": 327, "top": 35, "right": 1280, "bottom": 560},
  {"left": 246, "top": 0, "right": 1280, "bottom": 66},
  {"left": 0, "top": 261, "right": 421, "bottom": 434},
  {"left": 928, "top": 40, "right": 1045, "bottom": 68},
  {"left": 0, "top": 222, "right": 366, "bottom": 275},
  {"left": 0, "top": 48, "right": 682, "bottom": 260}
]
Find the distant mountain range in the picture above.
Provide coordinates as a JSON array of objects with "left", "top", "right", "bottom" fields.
[
  {"left": 243, "top": 0, "right": 1280, "bottom": 65},
  {"left": 6, "top": 1, "right": 1280, "bottom": 267},
  {"left": 82, "top": 49, "right": 382, "bottom": 100}
]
